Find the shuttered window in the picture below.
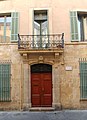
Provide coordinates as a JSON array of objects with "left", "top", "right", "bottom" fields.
[
  {"left": 0, "top": 12, "right": 19, "bottom": 42},
  {"left": 11, "top": 12, "right": 19, "bottom": 41},
  {"left": 80, "top": 61, "right": 87, "bottom": 99},
  {"left": 0, "top": 15, "right": 11, "bottom": 42},
  {"left": 70, "top": 11, "right": 79, "bottom": 41},
  {"left": 0, "top": 64, "right": 11, "bottom": 102}
]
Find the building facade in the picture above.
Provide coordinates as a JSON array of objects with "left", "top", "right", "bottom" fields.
[{"left": 0, "top": 0, "right": 87, "bottom": 110}]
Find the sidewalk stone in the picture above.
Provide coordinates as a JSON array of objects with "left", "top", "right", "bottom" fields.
[{"left": 0, "top": 110, "right": 87, "bottom": 120}]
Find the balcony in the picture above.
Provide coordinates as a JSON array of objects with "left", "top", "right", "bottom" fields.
[{"left": 18, "top": 33, "right": 64, "bottom": 54}]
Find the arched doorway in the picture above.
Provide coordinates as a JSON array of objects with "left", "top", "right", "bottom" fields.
[{"left": 31, "top": 64, "right": 52, "bottom": 107}]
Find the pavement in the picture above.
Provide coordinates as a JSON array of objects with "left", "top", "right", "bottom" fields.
[{"left": 0, "top": 110, "right": 87, "bottom": 120}]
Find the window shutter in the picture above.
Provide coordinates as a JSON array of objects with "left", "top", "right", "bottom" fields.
[
  {"left": 70, "top": 11, "right": 79, "bottom": 41},
  {"left": 11, "top": 12, "right": 19, "bottom": 41},
  {"left": 80, "top": 62, "right": 84, "bottom": 99},
  {"left": 80, "top": 62, "right": 87, "bottom": 99},
  {"left": 0, "top": 64, "right": 11, "bottom": 101}
]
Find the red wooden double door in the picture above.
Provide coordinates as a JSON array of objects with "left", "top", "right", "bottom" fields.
[{"left": 31, "top": 64, "right": 52, "bottom": 107}]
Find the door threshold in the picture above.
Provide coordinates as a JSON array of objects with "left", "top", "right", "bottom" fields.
[{"left": 29, "top": 107, "right": 55, "bottom": 111}]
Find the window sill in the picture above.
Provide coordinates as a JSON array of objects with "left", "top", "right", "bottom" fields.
[
  {"left": 80, "top": 99, "right": 87, "bottom": 101},
  {"left": 65, "top": 41, "right": 87, "bottom": 45},
  {"left": 0, "top": 100, "right": 11, "bottom": 102},
  {"left": 0, "top": 43, "right": 18, "bottom": 45}
]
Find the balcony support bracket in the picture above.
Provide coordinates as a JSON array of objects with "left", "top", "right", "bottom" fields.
[{"left": 22, "top": 53, "right": 28, "bottom": 59}]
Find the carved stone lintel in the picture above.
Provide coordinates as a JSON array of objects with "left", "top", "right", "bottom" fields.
[{"left": 28, "top": 60, "right": 38, "bottom": 65}]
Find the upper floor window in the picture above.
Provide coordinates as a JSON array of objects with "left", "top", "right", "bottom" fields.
[
  {"left": 70, "top": 11, "right": 87, "bottom": 42},
  {"left": 0, "top": 12, "right": 19, "bottom": 42},
  {"left": 0, "top": 15, "right": 11, "bottom": 42},
  {"left": 33, "top": 10, "right": 49, "bottom": 48},
  {"left": 34, "top": 10, "right": 48, "bottom": 35}
]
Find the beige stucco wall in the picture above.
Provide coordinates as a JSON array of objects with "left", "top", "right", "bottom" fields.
[
  {"left": 0, "top": 0, "right": 87, "bottom": 40},
  {"left": 0, "top": 0, "right": 87, "bottom": 110}
]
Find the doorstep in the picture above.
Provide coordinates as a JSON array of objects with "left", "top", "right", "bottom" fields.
[{"left": 29, "top": 107, "right": 55, "bottom": 111}]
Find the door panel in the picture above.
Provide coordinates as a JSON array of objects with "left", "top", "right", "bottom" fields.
[
  {"left": 41, "top": 73, "right": 52, "bottom": 107},
  {"left": 31, "top": 73, "right": 52, "bottom": 107},
  {"left": 31, "top": 73, "right": 41, "bottom": 107}
]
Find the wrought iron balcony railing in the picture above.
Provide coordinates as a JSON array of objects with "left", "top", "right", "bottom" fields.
[{"left": 18, "top": 33, "right": 64, "bottom": 50}]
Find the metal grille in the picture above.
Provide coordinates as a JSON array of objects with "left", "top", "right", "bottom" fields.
[
  {"left": 31, "top": 64, "right": 52, "bottom": 73},
  {"left": 0, "top": 64, "right": 11, "bottom": 102},
  {"left": 79, "top": 58, "right": 87, "bottom": 99},
  {"left": 18, "top": 33, "right": 64, "bottom": 49}
]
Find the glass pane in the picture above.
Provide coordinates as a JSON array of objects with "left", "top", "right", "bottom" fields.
[
  {"left": 34, "top": 10, "right": 47, "bottom": 21},
  {"left": 41, "top": 21, "right": 48, "bottom": 47},
  {"left": 0, "top": 17, "right": 4, "bottom": 41},
  {"left": 6, "top": 17, "right": 11, "bottom": 42},
  {"left": 34, "top": 21, "right": 40, "bottom": 47},
  {"left": 0, "top": 16, "right": 11, "bottom": 42},
  {"left": 31, "top": 64, "right": 52, "bottom": 73},
  {"left": 34, "top": 21, "right": 40, "bottom": 35},
  {"left": 42, "top": 21, "right": 48, "bottom": 35}
]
